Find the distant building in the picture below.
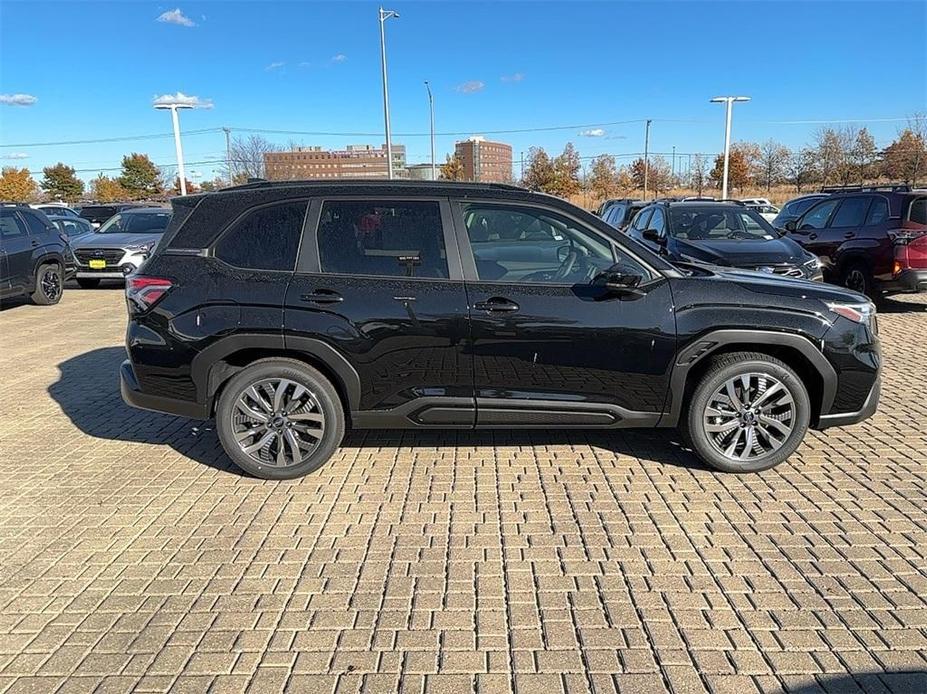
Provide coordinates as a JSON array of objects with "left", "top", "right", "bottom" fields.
[
  {"left": 406, "top": 163, "right": 437, "bottom": 181},
  {"left": 454, "top": 137, "right": 513, "bottom": 183},
  {"left": 264, "top": 144, "right": 407, "bottom": 180}
]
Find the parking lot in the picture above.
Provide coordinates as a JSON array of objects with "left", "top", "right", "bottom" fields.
[{"left": 0, "top": 288, "right": 924, "bottom": 694}]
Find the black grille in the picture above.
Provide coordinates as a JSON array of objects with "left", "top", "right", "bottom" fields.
[{"left": 75, "top": 248, "right": 123, "bottom": 265}]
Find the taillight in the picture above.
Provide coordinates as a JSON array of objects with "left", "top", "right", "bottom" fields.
[
  {"left": 126, "top": 276, "right": 173, "bottom": 311},
  {"left": 892, "top": 231, "right": 927, "bottom": 273}
]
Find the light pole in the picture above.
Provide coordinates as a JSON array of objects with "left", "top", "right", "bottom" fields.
[
  {"left": 642, "top": 119, "right": 652, "bottom": 200},
  {"left": 223, "top": 127, "right": 232, "bottom": 186},
  {"left": 378, "top": 7, "right": 400, "bottom": 179},
  {"left": 424, "top": 81, "right": 436, "bottom": 180},
  {"left": 154, "top": 101, "right": 193, "bottom": 195},
  {"left": 710, "top": 96, "right": 750, "bottom": 200}
]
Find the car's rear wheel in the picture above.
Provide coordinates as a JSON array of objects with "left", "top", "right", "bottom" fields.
[
  {"left": 842, "top": 261, "right": 874, "bottom": 298},
  {"left": 681, "top": 352, "right": 810, "bottom": 473},
  {"left": 77, "top": 278, "right": 101, "bottom": 289},
  {"left": 215, "top": 359, "right": 345, "bottom": 480},
  {"left": 31, "top": 263, "right": 63, "bottom": 305}
]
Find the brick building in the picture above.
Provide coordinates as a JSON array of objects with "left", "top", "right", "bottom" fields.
[
  {"left": 264, "top": 144, "right": 407, "bottom": 180},
  {"left": 454, "top": 137, "right": 513, "bottom": 183}
]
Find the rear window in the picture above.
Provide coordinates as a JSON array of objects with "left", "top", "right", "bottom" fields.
[
  {"left": 214, "top": 201, "right": 306, "bottom": 272},
  {"left": 910, "top": 198, "right": 927, "bottom": 225},
  {"left": 80, "top": 206, "right": 116, "bottom": 223}
]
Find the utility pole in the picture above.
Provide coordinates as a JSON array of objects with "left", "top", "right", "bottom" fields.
[
  {"left": 378, "top": 7, "right": 400, "bottom": 179},
  {"left": 223, "top": 127, "right": 232, "bottom": 186},
  {"left": 671, "top": 145, "right": 676, "bottom": 182},
  {"left": 424, "top": 81, "right": 436, "bottom": 180},
  {"left": 643, "top": 119, "right": 652, "bottom": 200},
  {"left": 520, "top": 151, "right": 525, "bottom": 182}
]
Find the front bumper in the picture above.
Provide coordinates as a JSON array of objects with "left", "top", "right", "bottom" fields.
[
  {"left": 73, "top": 249, "right": 148, "bottom": 280},
  {"left": 879, "top": 268, "right": 927, "bottom": 294},
  {"left": 120, "top": 359, "right": 209, "bottom": 419},
  {"left": 815, "top": 376, "right": 881, "bottom": 430}
]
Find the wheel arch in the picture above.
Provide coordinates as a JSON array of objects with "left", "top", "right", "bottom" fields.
[{"left": 662, "top": 330, "right": 836, "bottom": 428}]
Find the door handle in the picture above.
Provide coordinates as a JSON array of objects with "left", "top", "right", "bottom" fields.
[
  {"left": 300, "top": 289, "right": 343, "bottom": 304},
  {"left": 808, "top": 233, "right": 818, "bottom": 240},
  {"left": 474, "top": 297, "right": 519, "bottom": 313},
  {"left": 844, "top": 231, "right": 856, "bottom": 239},
  {"left": 31, "top": 240, "right": 39, "bottom": 248}
]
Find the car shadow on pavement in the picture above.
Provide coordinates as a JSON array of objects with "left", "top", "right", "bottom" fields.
[
  {"left": 878, "top": 296, "right": 927, "bottom": 313},
  {"left": 784, "top": 670, "right": 926, "bottom": 694},
  {"left": 0, "top": 296, "right": 33, "bottom": 312},
  {"left": 49, "top": 346, "right": 709, "bottom": 479}
]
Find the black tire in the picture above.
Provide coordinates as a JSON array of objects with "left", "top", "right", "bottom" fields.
[
  {"left": 215, "top": 358, "right": 345, "bottom": 480},
  {"left": 841, "top": 261, "right": 875, "bottom": 299},
  {"left": 680, "top": 352, "right": 811, "bottom": 473},
  {"left": 30, "top": 263, "right": 63, "bottom": 305},
  {"left": 77, "top": 278, "right": 101, "bottom": 289}
]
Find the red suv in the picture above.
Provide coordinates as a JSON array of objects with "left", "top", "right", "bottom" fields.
[{"left": 784, "top": 185, "right": 927, "bottom": 298}]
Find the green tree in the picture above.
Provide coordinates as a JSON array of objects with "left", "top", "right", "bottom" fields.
[
  {"left": 41, "top": 163, "right": 84, "bottom": 202},
  {"left": 91, "top": 174, "right": 126, "bottom": 202},
  {"left": 440, "top": 154, "right": 465, "bottom": 181},
  {"left": 0, "top": 167, "right": 39, "bottom": 201},
  {"left": 521, "top": 147, "right": 556, "bottom": 192},
  {"left": 118, "top": 153, "right": 162, "bottom": 199},
  {"left": 549, "top": 142, "right": 581, "bottom": 197}
]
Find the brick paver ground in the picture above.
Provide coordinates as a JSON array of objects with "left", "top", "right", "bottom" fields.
[{"left": 0, "top": 287, "right": 925, "bottom": 694}]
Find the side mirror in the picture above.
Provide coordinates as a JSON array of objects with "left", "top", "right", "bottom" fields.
[
  {"left": 594, "top": 267, "right": 644, "bottom": 296},
  {"left": 784, "top": 220, "right": 798, "bottom": 232},
  {"left": 642, "top": 228, "right": 665, "bottom": 244}
]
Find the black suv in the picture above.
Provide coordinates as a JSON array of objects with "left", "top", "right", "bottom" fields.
[
  {"left": 599, "top": 199, "right": 647, "bottom": 231},
  {"left": 122, "top": 181, "right": 880, "bottom": 478},
  {"left": 0, "top": 203, "right": 67, "bottom": 305},
  {"left": 783, "top": 186, "right": 927, "bottom": 297},
  {"left": 626, "top": 200, "right": 824, "bottom": 281}
]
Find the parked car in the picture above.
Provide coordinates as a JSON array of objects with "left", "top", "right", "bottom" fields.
[
  {"left": 745, "top": 203, "right": 780, "bottom": 223},
  {"left": 741, "top": 197, "right": 773, "bottom": 207},
  {"left": 601, "top": 199, "right": 648, "bottom": 231},
  {"left": 120, "top": 180, "right": 879, "bottom": 479},
  {"left": 625, "top": 200, "right": 824, "bottom": 281},
  {"left": 47, "top": 215, "right": 94, "bottom": 279},
  {"left": 0, "top": 203, "right": 67, "bottom": 305},
  {"left": 70, "top": 207, "right": 172, "bottom": 288},
  {"left": 78, "top": 203, "right": 146, "bottom": 229},
  {"left": 771, "top": 193, "right": 830, "bottom": 230},
  {"left": 31, "top": 203, "right": 81, "bottom": 218},
  {"left": 783, "top": 185, "right": 927, "bottom": 296}
]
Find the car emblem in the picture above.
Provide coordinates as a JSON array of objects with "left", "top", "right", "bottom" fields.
[{"left": 92, "top": 250, "right": 105, "bottom": 258}]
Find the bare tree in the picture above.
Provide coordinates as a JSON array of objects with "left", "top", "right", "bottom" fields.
[
  {"left": 690, "top": 154, "right": 709, "bottom": 197},
  {"left": 222, "top": 135, "right": 276, "bottom": 182},
  {"left": 787, "top": 148, "right": 819, "bottom": 192},
  {"left": 756, "top": 140, "right": 791, "bottom": 191}
]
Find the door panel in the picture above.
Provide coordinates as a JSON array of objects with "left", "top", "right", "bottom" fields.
[
  {"left": 1, "top": 211, "right": 32, "bottom": 292},
  {"left": 453, "top": 201, "right": 676, "bottom": 426},
  {"left": 285, "top": 197, "right": 472, "bottom": 424}
]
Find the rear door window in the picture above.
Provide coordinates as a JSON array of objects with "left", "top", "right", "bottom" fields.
[
  {"left": 214, "top": 201, "right": 306, "bottom": 272},
  {"left": 829, "top": 197, "right": 871, "bottom": 228},
  {"left": 317, "top": 200, "right": 448, "bottom": 279},
  {"left": 20, "top": 211, "right": 53, "bottom": 236}
]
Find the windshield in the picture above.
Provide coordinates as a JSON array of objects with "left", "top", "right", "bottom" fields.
[
  {"left": 97, "top": 211, "right": 171, "bottom": 234},
  {"left": 669, "top": 206, "right": 777, "bottom": 241}
]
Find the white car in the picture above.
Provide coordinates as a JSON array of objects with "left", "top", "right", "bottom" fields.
[
  {"left": 31, "top": 203, "right": 81, "bottom": 218},
  {"left": 740, "top": 197, "right": 772, "bottom": 207},
  {"left": 744, "top": 202, "right": 780, "bottom": 222}
]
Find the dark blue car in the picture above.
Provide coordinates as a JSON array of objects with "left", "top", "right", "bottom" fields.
[{"left": 626, "top": 200, "right": 824, "bottom": 281}]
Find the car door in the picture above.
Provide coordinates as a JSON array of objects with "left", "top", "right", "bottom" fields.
[
  {"left": 625, "top": 207, "right": 653, "bottom": 246},
  {"left": 790, "top": 198, "right": 841, "bottom": 265},
  {"left": 825, "top": 196, "right": 872, "bottom": 268},
  {"left": 284, "top": 197, "right": 474, "bottom": 426},
  {"left": 0, "top": 210, "right": 33, "bottom": 294},
  {"left": 452, "top": 199, "right": 676, "bottom": 426}
]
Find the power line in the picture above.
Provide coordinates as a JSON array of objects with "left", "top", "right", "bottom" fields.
[{"left": 1, "top": 129, "right": 222, "bottom": 148}]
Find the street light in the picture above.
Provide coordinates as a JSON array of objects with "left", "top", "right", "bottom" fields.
[
  {"left": 710, "top": 96, "right": 751, "bottom": 200},
  {"left": 378, "top": 7, "right": 400, "bottom": 179},
  {"left": 154, "top": 101, "right": 194, "bottom": 195},
  {"left": 424, "top": 81, "right": 436, "bottom": 180}
]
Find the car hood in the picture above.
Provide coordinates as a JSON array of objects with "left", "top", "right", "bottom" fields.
[
  {"left": 72, "top": 231, "right": 163, "bottom": 249},
  {"left": 696, "top": 264, "right": 869, "bottom": 304},
  {"left": 674, "top": 236, "right": 807, "bottom": 267}
]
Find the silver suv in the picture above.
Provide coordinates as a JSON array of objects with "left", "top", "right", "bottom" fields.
[{"left": 70, "top": 207, "right": 171, "bottom": 288}]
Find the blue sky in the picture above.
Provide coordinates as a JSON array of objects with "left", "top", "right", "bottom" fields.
[{"left": 1, "top": 0, "right": 925, "bottom": 184}]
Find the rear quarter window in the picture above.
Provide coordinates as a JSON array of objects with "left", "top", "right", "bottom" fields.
[
  {"left": 909, "top": 198, "right": 927, "bottom": 225},
  {"left": 214, "top": 201, "right": 307, "bottom": 272}
]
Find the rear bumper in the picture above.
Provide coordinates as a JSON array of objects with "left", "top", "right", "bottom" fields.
[
  {"left": 815, "top": 376, "right": 881, "bottom": 430},
  {"left": 879, "top": 268, "right": 927, "bottom": 294},
  {"left": 120, "top": 359, "right": 209, "bottom": 419}
]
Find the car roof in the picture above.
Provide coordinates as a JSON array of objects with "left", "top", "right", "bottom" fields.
[{"left": 114, "top": 207, "right": 171, "bottom": 214}]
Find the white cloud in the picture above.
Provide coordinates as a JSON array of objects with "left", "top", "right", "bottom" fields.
[
  {"left": 156, "top": 8, "right": 196, "bottom": 27},
  {"left": 456, "top": 80, "right": 485, "bottom": 94},
  {"left": 330, "top": 54, "right": 348, "bottom": 64},
  {"left": 266, "top": 61, "right": 285, "bottom": 71},
  {"left": 0, "top": 93, "right": 38, "bottom": 107},
  {"left": 298, "top": 61, "right": 312, "bottom": 69},
  {"left": 152, "top": 91, "right": 214, "bottom": 109},
  {"left": 579, "top": 128, "right": 606, "bottom": 137},
  {"left": 501, "top": 73, "right": 524, "bottom": 83},
  {"left": 1, "top": 152, "right": 29, "bottom": 160}
]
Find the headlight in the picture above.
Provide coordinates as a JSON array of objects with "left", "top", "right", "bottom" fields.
[
  {"left": 127, "top": 242, "right": 154, "bottom": 253},
  {"left": 825, "top": 301, "right": 877, "bottom": 332},
  {"left": 803, "top": 256, "right": 823, "bottom": 270}
]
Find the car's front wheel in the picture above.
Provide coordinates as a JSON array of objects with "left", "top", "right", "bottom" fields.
[
  {"left": 682, "top": 352, "right": 811, "bottom": 473},
  {"left": 31, "top": 263, "right": 63, "bottom": 305},
  {"left": 215, "top": 358, "right": 345, "bottom": 480}
]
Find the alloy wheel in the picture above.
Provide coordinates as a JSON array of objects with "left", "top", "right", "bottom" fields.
[
  {"left": 702, "top": 372, "right": 795, "bottom": 462},
  {"left": 231, "top": 378, "right": 326, "bottom": 468},
  {"left": 846, "top": 268, "right": 867, "bottom": 294},
  {"left": 41, "top": 269, "right": 61, "bottom": 301}
]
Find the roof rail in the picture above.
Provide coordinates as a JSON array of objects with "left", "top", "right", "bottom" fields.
[{"left": 819, "top": 184, "right": 912, "bottom": 193}]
